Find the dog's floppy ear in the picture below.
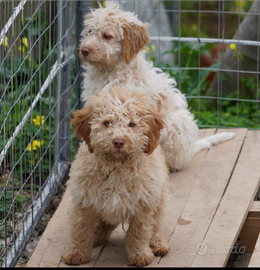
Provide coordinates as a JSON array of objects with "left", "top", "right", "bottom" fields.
[
  {"left": 144, "top": 111, "right": 164, "bottom": 155},
  {"left": 122, "top": 22, "right": 150, "bottom": 64},
  {"left": 72, "top": 105, "right": 93, "bottom": 153}
]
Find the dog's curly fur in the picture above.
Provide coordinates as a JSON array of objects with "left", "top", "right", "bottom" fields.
[
  {"left": 79, "top": 3, "right": 235, "bottom": 172},
  {"left": 61, "top": 88, "right": 171, "bottom": 267}
]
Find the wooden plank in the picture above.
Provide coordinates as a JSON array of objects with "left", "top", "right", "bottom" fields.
[
  {"left": 248, "top": 233, "right": 260, "bottom": 267},
  {"left": 239, "top": 201, "right": 260, "bottom": 253},
  {"left": 248, "top": 201, "right": 260, "bottom": 218},
  {"left": 158, "top": 128, "right": 247, "bottom": 267},
  {"left": 240, "top": 217, "right": 260, "bottom": 253},
  {"left": 27, "top": 187, "right": 105, "bottom": 267},
  {"left": 27, "top": 188, "right": 72, "bottom": 267},
  {"left": 240, "top": 201, "right": 260, "bottom": 254},
  {"left": 193, "top": 130, "right": 260, "bottom": 266},
  {"left": 94, "top": 129, "right": 217, "bottom": 267}
]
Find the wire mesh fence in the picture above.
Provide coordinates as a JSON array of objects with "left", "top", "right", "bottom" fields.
[
  {"left": 0, "top": 0, "right": 260, "bottom": 267},
  {"left": 0, "top": 0, "right": 78, "bottom": 267},
  {"left": 139, "top": 0, "right": 260, "bottom": 129}
]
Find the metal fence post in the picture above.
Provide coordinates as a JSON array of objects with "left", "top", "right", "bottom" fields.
[
  {"left": 75, "top": 1, "right": 92, "bottom": 111},
  {"left": 56, "top": 1, "right": 73, "bottom": 162}
]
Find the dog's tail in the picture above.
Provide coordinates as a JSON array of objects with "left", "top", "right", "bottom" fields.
[{"left": 194, "top": 132, "right": 235, "bottom": 153}]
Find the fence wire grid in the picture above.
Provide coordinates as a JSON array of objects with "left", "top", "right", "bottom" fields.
[
  {"left": 0, "top": 0, "right": 78, "bottom": 267},
  {"left": 1, "top": 0, "right": 260, "bottom": 267}
]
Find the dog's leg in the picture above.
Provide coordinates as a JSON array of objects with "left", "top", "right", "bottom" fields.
[
  {"left": 125, "top": 212, "right": 155, "bottom": 267},
  {"left": 94, "top": 221, "right": 119, "bottom": 246},
  {"left": 61, "top": 205, "right": 97, "bottom": 265},
  {"left": 159, "top": 110, "right": 198, "bottom": 172},
  {"left": 150, "top": 199, "right": 171, "bottom": 256}
]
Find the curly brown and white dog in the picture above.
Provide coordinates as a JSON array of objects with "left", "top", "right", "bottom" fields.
[{"left": 61, "top": 87, "right": 170, "bottom": 267}]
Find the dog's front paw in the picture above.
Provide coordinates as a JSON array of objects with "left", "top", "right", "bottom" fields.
[
  {"left": 61, "top": 251, "right": 90, "bottom": 265},
  {"left": 150, "top": 237, "right": 171, "bottom": 256},
  {"left": 128, "top": 250, "right": 155, "bottom": 267}
]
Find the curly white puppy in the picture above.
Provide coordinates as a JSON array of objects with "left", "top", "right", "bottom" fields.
[
  {"left": 79, "top": 3, "right": 235, "bottom": 171},
  {"left": 62, "top": 87, "right": 170, "bottom": 267}
]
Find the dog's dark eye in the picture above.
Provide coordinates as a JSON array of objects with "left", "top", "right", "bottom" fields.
[
  {"left": 103, "top": 34, "right": 112, "bottom": 40},
  {"left": 88, "top": 30, "right": 92, "bottom": 33},
  {"left": 104, "top": 121, "right": 111, "bottom": 127},
  {"left": 128, "top": 122, "right": 135, "bottom": 128}
]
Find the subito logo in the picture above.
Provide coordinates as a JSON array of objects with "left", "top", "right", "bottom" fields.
[{"left": 196, "top": 243, "right": 208, "bottom": 255}]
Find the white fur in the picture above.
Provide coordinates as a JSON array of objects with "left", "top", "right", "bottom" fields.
[
  {"left": 195, "top": 132, "right": 235, "bottom": 152},
  {"left": 79, "top": 4, "right": 235, "bottom": 171}
]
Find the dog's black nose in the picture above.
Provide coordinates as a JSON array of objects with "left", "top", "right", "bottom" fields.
[
  {"left": 81, "top": 47, "right": 91, "bottom": 56},
  {"left": 113, "top": 139, "right": 125, "bottom": 149}
]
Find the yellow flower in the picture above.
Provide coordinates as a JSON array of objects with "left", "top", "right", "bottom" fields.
[
  {"left": 18, "top": 37, "right": 29, "bottom": 54},
  {"left": 26, "top": 140, "right": 45, "bottom": 151},
  {"left": 33, "top": 116, "right": 45, "bottom": 127},
  {"left": 230, "top": 43, "right": 243, "bottom": 59},
  {"left": 230, "top": 44, "right": 237, "bottom": 51},
  {"left": 18, "top": 46, "right": 23, "bottom": 54},
  {"left": 145, "top": 46, "right": 150, "bottom": 54},
  {"left": 22, "top": 37, "right": 29, "bottom": 48},
  {"left": 1, "top": 36, "right": 8, "bottom": 47},
  {"left": 151, "top": 44, "right": 156, "bottom": 52},
  {"left": 102, "top": 2, "right": 120, "bottom": 8}
]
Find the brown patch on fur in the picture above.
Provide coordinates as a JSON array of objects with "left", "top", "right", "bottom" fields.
[
  {"left": 144, "top": 111, "right": 164, "bottom": 155},
  {"left": 122, "top": 22, "right": 150, "bottom": 64},
  {"left": 72, "top": 106, "right": 93, "bottom": 153}
]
